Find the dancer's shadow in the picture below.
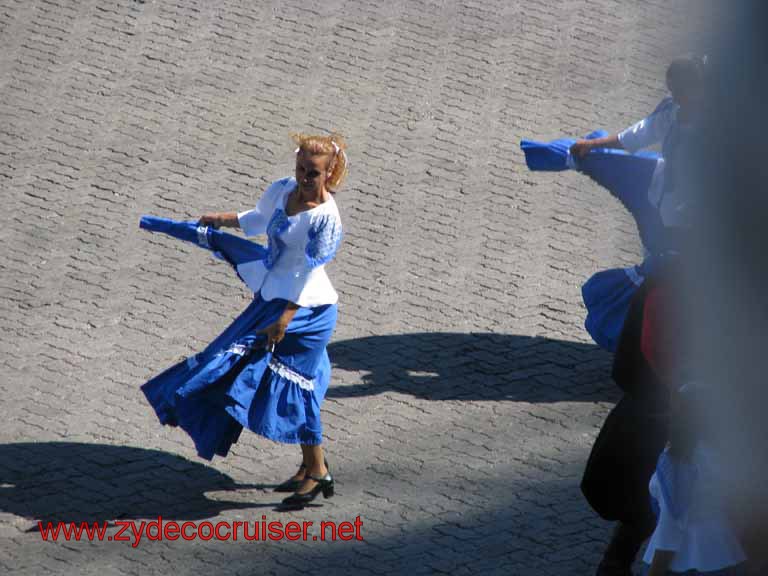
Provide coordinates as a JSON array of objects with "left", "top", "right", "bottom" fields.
[
  {"left": 0, "top": 442, "right": 274, "bottom": 527},
  {"left": 328, "top": 332, "right": 617, "bottom": 402}
]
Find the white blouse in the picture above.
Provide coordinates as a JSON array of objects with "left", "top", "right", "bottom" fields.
[
  {"left": 617, "top": 98, "right": 678, "bottom": 155},
  {"left": 643, "top": 445, "right": 746, "bottom": 572},
  {"left": 236, "top": 177, "right": 342, "bottom": 308},
  {"left": 618, "top": 97, "right": 694, "bottom": 229}
]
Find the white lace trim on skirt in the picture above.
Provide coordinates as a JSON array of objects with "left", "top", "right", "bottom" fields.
[{"left": 268, "top": 357, "right": 315, "bottom": 391}]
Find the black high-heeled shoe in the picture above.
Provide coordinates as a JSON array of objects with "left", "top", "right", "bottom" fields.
[
  {"left": 273, "top": 459, "right": 330, "bottom": 493},
  {"left": 280, "top": 473, "right": 334, "bottom": 508}
]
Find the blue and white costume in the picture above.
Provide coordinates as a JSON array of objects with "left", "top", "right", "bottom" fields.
[
  {"left": 641, "top": 446, "right": 746, "bottom": 575},
  {"left": 140, "top": 177, "right": 342, "bottom": 460},
  {"left": 618, "top": 96, "right": 695, "bottom": 231},
  {"left": 521, "top": 97, "right": 694, "bottom": 351}
]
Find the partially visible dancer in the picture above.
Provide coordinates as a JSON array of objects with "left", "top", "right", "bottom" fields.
[
  {"left": 641, "top": 384, "right": 747, "bottom": 576},
  {"left": 141, "top": 132, "right": 347, "bottom": 509},
  {"left": 573, "top": 55, "right": 705, "bottom": 350},
  {"left": 581, "top": 270, "right": 674, "bottom": 576},
  {"left": 523, "top": 55, "right": 706, "bottom": 352}
]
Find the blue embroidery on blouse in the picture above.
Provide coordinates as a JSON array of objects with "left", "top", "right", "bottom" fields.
[
  {"left": 264, "top": 209, "right": 290, "bottom": 270},
  {"left": 306, "top": 214, "right": 342, "bottom": 268}
]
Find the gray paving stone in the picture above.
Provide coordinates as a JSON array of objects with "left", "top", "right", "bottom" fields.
[{"left": 0, "top": 0, "right": 711, "bottom": 574}]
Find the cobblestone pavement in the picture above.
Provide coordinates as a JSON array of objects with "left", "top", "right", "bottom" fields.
[{"left": 0, "top": 1, "right": 702, "bottom": 574}]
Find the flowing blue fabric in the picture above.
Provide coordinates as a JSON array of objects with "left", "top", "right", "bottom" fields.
[
  {"left": 139, "top": 215, "right": 267, "bottom": 286},
  {"left": 520, "top": 130, "right": 663, "bottom": 250},
  {"left": 520, "top": 132, "right": 665, "bottom": 351},
  {"left": 582, "top": 265, "right": 644, "bottom": 352},
  {"left": 139, "top": 216, "right": 337, "bottom": 460},
  {"left": 141, "top": 295, "right": 337, "bottom": 460}
]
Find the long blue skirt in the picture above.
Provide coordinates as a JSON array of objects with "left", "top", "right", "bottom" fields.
[{"left": 142, "top": 294, "right": 338, "bottom": 460}]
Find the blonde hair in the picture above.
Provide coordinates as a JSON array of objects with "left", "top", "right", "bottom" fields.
[{"left": 291, "top": 132, "right": 349, "bottom": 191}]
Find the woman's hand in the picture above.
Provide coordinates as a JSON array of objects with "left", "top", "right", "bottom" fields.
[
  {"left": 570, "top": 134, "right": 623, "bottom": 158},
  {"left": 570, "top": 139, "right": 594, "bottom": 158},
  {"left": 259, "top": 303, "right": 300, "bottom": 351},
  {"left": 199, "top": 213, "right": 222, "bottom": 228},
  {"left": 261, "top": 318, "right": 290, "bottom": 352},
  {"left": 198, "top": 212, "right": 239, "bottom": 229}
]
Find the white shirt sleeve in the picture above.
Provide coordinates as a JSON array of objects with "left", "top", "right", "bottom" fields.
[
  {"left": 237, "top": 178, "right": 291, "bottom": 237},
  {"left": 618, "top": 99, "right": 676, "bottom": 154},
  {"left": 305, "top": 213, "right": 343, "bottom": 268}
]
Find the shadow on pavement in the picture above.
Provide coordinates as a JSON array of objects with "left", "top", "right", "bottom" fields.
[
  {"left": 0, "top": 442, "right": 276, "bottom": 526},
  {"left": 328, "top": 332, "right": 617, "bottom": 402}
]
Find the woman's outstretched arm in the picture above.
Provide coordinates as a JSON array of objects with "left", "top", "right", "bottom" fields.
[
  {"left": 199, "top": 212, "right": 240, "bottom": 228},
  {"left": 570, "top": 134, "right": 623, "bottom": 158}
]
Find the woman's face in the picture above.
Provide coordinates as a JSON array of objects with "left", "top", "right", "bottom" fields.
[
  {"left": 295, "top": 150, "right": 331, "bottom": 199},
  {"left": 668, "top": 76, "right": 702, "bottom": 112}
]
